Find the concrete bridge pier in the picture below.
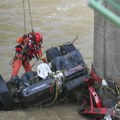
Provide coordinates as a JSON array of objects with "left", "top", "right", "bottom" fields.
[{"left": 94, "top": 1, "right": 120, "bottom": 80}]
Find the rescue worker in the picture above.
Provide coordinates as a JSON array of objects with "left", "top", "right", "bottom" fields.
[{"left": 10, "top": 31, "right": 47, "bottom": 83}]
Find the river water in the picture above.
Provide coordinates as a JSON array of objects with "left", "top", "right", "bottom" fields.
[{"left": 0, "top": 0, "right": 93, "bottom": 120}]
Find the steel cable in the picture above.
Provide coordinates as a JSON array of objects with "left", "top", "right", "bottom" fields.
[
  {"left": 23, "top": 0, "right": 26, "bottom": 34},
  {"left": 28, "top": 0, "right": 33, "bottom": 32}
]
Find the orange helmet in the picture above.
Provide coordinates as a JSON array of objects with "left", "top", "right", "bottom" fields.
[
  {"left": 34, "top": 32, "right": 43, "bottom": 43},
  {"left": 16, "top": 37, "right": 24, "bottom": 44}
]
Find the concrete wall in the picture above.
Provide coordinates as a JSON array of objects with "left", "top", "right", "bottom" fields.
[{"left": 94, "top": 1, "right": 120, "bottom": 80}]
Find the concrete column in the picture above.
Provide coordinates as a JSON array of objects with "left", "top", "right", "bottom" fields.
[{"left": 94, "top": 1, "right": 120, "bottom": 80}]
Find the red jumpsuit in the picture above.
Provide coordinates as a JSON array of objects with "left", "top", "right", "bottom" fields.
[{"left": 11, "top": 33, "right": 46, "bottom": 78}]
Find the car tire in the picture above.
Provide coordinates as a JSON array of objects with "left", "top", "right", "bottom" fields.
[
  {"left": 0, "top": 75, "right": 15, "bottom": 110},
  {"left": 60, "top": 43, "right": 76, "bottom": 55},
  {"left": 46, "top": 47, "right": 62, "bottom": 62}
]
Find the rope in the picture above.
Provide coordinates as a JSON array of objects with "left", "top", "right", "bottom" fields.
[
  {"left": 52, "top": 80, "right": 60, "bottom": 103},
  {"left": 23, "top": 0, "right": 26, "bottom": 34},
  {"left": 28, "top": 0, "right": 33, "bottom": 32}
]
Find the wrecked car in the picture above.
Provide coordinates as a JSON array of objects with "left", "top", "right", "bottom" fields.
[
  {"left": 0, "top": 42, "right": 88, "bottom": 110},
  {"left": 77, "top": 65, "right": 120, "bottom": 120},
  {"left": 0, "top": 42, "right": 120, "bottom": 120}
]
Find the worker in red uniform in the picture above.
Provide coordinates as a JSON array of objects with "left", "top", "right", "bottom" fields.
[{"left": 10, "top": 31, "right": 47, "bottom": 83}]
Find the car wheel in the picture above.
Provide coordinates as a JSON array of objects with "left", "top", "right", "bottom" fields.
[
  {"left": 46, "top": 47, "right": 62, "bottom": 62},
  {"left": 60, "top": 43, "right": 76, "bottom": 55},
  {"left": 0, "top": 75, "right": 15, "bottom": 110}
]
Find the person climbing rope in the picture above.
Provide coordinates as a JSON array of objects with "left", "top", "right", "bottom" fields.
[{"left": 10, "top": 31, "right": 47, "bottom": 84}]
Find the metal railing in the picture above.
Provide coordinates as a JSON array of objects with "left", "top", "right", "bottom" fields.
[{"left": 88, "top": 0, "right": 120, "bottom": 27}]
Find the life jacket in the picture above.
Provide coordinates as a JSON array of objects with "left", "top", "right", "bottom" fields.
[
  {"left": 15, "top": 32, "right": 42, "bottom": 60},
  {"left": 23, "top": 38, "right": 41, "bottom": 60}
]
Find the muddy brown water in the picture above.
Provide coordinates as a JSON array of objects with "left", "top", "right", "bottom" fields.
[{"left": 0, "top": 0, "right": 93, "bottom": 120}]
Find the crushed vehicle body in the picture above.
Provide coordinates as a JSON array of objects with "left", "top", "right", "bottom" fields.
[
  {"left": 78, "top": 65, "right": 120, "bottom": 120},
  {"left": 0, "top": 43, "right": 88, "bottom": 110},
  {"left": 0, "top": 42, "right": 120, "bottom": 120}
]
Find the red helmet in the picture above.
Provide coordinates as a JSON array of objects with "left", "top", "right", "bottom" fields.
[
  {"left": 34, "top": 32, "right": 43, "bottom": 43},
  {"left": 16, "top": 37, "right": 24, "bottom": 44}
]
